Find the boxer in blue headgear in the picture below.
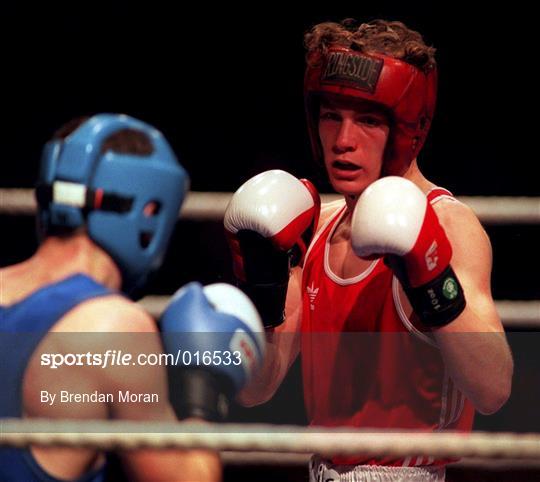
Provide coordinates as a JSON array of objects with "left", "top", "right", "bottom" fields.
[
  {"left": 0, "top": 114, "right": 221, "bottom": 482},
  {"left": 36, "top": 113, "right": 189, "bottom": 296}
]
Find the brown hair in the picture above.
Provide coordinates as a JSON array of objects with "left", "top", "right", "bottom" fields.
[
  {"left": 53, "top": 116, "right": 153, "bottom": 155},
  {"left": 305, "top": 19, "right": 436, "bottom": 72}
]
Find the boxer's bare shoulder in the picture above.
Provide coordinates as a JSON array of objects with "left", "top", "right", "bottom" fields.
[{"left": 52, "top": 295, "right": 157, "bottom": 334}]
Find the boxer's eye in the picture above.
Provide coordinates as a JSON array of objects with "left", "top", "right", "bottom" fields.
[
  {"left": 320, "top": 111, "right": 341, "bottom": 122},
  {"left": 358, "top": 114, "right": 384, "bottom": 127}
]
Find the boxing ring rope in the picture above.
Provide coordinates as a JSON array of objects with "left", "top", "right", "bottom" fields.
[
  {"left": 2, "top": 188, "right": 539, "bottom": 329},
  {"left": 1, "top": 189, "right": 539, "bottom": 224},
  {"left": 139, "top": 296, "right": 540, "bottom": 329},
  {"left": 1, "top": 419, "right": 540, "bottom": 461}
]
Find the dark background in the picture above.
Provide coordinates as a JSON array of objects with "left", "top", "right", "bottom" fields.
[
  {"left": 2, "top": 4, "right": 539, "bottom": 479},
  {"left": 3, "top": 3, "right": 539, "bottom": 295},
  {"left": 3, "top": 3, "right": 537, "bottom": 195}
]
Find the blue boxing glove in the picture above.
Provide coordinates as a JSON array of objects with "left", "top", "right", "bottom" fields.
[{"left": 160, "top": 282, "right": 265, "bottom": 421}]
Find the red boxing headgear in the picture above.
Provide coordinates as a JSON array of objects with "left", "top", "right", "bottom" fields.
[{"left": 304, "top": 47, "right": 437, "bottom": 176}]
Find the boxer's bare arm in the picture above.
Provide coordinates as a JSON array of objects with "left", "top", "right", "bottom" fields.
[
  {"left": 238, "top": 266, "right": 303, "bottom": 406},
  {"left": 432, "top": 200, "right": 513, "bottom": 414},
  {"left": 399, "top": 200, "right": 513, "bottom": 414}
]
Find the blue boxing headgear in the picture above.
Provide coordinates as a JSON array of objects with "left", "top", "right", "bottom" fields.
[{"left": 36, "top": 114, "right": 189, "bottom": 296}]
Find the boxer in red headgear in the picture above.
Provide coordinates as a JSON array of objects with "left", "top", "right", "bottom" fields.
[
  {"left": 304, "top": 28, "right": 437, "bottom": 178},
  {"left": 232, "top": 19, "right": 513, "bottom": 481}
]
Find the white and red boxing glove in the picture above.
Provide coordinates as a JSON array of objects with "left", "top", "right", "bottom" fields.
[
  {"left": 224, "top": 170, "right": 320, "bottom": 327},
  {"left": 351, "top": 176, "right": 465, "bottom": 327}
]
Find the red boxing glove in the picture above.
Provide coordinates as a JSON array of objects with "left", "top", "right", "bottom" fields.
[
  {"left": 351, "top": 176, "right": 465, "bottom": 327},
  {"left": 224, "top": 170, "right": 320, "bottom": 326}
]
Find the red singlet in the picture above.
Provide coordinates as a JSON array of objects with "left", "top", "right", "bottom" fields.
[{"left": 301, "top": 188, "right": 474, "bottom": 466}]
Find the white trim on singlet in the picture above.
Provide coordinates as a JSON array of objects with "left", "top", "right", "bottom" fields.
[
  {"left": 392, "top": 276, "right": 438, "bottom": 348},
  {"left": 303, "top": 200, "right": 346, "bottom": 266},
  {"left": 426, "top": 186, "right": 458, "bottom": 206},
  {"left": 323, "top": 206, "right": 380, "bottom": 286},
  {"left": 431, "top": 194, "right": 456, "bottom": 204}
]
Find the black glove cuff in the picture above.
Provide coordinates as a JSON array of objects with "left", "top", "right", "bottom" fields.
[
  {"left": 167, "top": 367, "right": 233, "bottom": 422},
  {"left": 404, "top": 265, "right": 466, "bottom": 328},
  {"left": 239, "top": 281, "right": 288, "bottom": 328}
]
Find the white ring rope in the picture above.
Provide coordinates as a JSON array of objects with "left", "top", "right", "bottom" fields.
[
  {"left": 1, "top": 419, "right": 539, "bottom": 460},
  {"left": 493, "top": 301, "right": 540, "bottom": 328},
  {"left": 139, "top": 296, "right": 540, "bottom": 329},
  {"left": 2, "top": 188, "right": 539, "bottom": 328},
  {"left": 1, "top": 189, "right": 539, "bottom": 224}
]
